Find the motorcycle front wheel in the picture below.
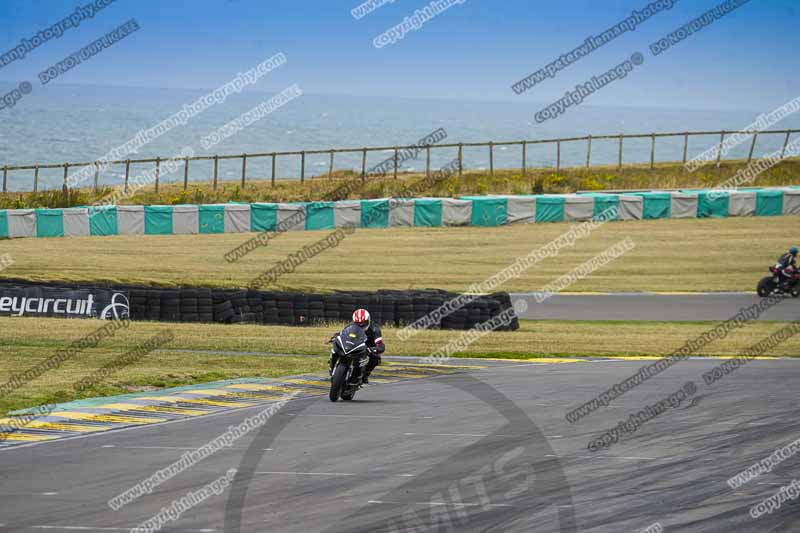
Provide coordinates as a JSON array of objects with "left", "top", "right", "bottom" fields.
[{"left": 329, "top": 363, "right": 347, "bottom": 402}]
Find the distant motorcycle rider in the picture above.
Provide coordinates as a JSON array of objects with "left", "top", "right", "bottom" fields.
[
  {"left": 329, "top": 309, "right": 384, "bottom": 384},
  {"left": 777, "top": 247, "right": 799, "bottom": 290}
]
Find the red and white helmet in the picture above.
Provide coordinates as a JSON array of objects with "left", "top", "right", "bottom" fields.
[{"left": 352, "top": 308, "right": 370, "bottom": 329}]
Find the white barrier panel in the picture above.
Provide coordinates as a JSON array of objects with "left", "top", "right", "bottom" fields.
[
  {"left": 618, "top": 195, "right": 643, "bottom": 221},
  {"left": 728, "top": 191, "right": 756, "bottom": 217},
  {"left": 172, "top": 205, "right": 199, "bottom": 235},
  {"left": 441, "top": 198, "right": 472, "bottom": 226},
  {"left": 117, "top": 205, "right": 145, "bottom": 235},
  {"left": 782, "top": 189, "right": 800, "bottom": 215},
  {"left": 7, "top": 209, "right": 36, "bottom": 238},
  {"left": 388, "top": 199, "right": 415, "bottom": 227},
  {"left": 276, "top": 204, "right": 306, "bottom": 231},
  {"left": 670, "top": 192, "right": 698, "bottom": 219},
  {"left": 61, "top": 208, "right": 90, "bottom": 237},
  {"left": 333, "top": 200, "right": 361, "bottom": 228},
  {"left": 506, "top": 197, "right": 536, "bottom": 224},
  {"left": 564, "top": 195, "right": 594, "bottom": 221},
  {"left": 224, "top": 204, "right": 251, "bottom": 233}
]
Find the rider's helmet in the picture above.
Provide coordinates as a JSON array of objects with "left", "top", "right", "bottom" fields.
[
  {"left": 790, "top": 246, "right": 798, "bottom": 256},
  {"left": 352, "top": 308, "right": 371, "bottom": 329}
]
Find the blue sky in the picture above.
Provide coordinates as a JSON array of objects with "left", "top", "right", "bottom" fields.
[{"left": 0, "top": 0, "right": 797, "bottom": 111}]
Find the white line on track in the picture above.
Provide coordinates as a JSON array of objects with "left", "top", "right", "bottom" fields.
[
  {"left": 255, "top": 471, "right": 414, "bottom": 477},
  {"left": 403, "top": 432, "right": 518, "bottom": 438},
  {"left": 285, "top": 413, "right": 426, "bottom": 419},
  {"left": 368, "top": 500, "right": 513, "bottom": 508},
  {"left": 31, "top": 527, "right": 215, "bottom": 532},
  {"left": 100, "top": 445, "right": 272, "bottom": 451}
]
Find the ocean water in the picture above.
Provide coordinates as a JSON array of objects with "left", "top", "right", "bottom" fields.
[{"left": 1, "top": 83, "right": 799, "bottom": 192}]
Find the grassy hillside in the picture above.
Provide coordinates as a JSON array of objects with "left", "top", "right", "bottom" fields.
[{"left": 2, "top": 158, "right": 799, "bottom": 209}]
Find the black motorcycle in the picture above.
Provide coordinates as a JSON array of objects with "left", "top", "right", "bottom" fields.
[
  {"left": 328, "top": 323, "right": 370, "bottom": 402},
  {"left": 757, "top": 264, "right": 800, "bottom": 297}
]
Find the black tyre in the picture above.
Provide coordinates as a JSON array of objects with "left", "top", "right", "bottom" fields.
[
  {"left": 330, "top": 363, "right": 347, "bottom": 402},
  {"left": 757, "top": 276, "right": 776, "bottom": 297},
  {"left": 341, "top": 389, "right": 355, "bottom": 401}
]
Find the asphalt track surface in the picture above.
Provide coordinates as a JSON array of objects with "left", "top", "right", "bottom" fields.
[
  {"left": 512, "top": 292, "right": 800, "bottom": 321},
  {"left": 1, "top": 357, "right": 798, "bottom": 532}
]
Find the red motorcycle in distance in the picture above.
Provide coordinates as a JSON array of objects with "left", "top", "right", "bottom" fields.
[{"left": 757, "top": 265, "right": 800, "bottom": 297}]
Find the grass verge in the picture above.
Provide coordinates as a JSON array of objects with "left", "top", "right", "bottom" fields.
[
  {"left": 0, "top": 215, "right": 796, "bottom": 292},
  {"left": 3, "top": 158, "right": 799, "bottom": 209},
  {"left": 1, "top": 316, "right": 797, "bottom": 416}
]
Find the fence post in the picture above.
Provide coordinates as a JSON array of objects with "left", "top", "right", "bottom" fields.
[
  {"left": 522, "top": 141, "right": 527, "bottom": 177},
  {"left": 328, "top": 150, "right": 334, "bottom": 180},
  {"left": 361, "top": 148, "right": 367, "bottom": 182},
  {"left": 586, "top": 135, "right": 592, "bottom": 168},
  {"left": 93, "top": 162, "right": 100, "bottom": 192},
  {"left": 682, "top": 131, "right": 689, "bottom": 164},
  {"left": 213, "top": 156, "right": 219, "bottom": 190},
  {"left": 716, "top": 131, "right": 725, "bottom": 167},
  {"left": 124, "top": 160, "right": 130, "bottom": 193},
  {"left": 650, "top": 133, "right": 656, "bottom": 169},
  {"left": 271, "top": 153, "right": 276, "bottom": 186},
  {"left": 556, "top": 140, "right": 561, "bottom": 172},
  {"left": 155, "top": 157, "right": 161, "bottom": 194},
  {"left": 458, "top": 143, "right": 463, "bottom": 178},
  {"left": 393, "top": 148, "right": 399, "bottom": 180},
  {"left": 426, "top": 146, "right": 431, "bottom": 179},
  {"left": 183, "top": 157, "right": 189, "bottom": 190},
  {"left": 33, "top": 164, "right": 39, "bottom": 194},
  {"left": 2, "top": 165, "right": 7, "bottom": 194},
  {"left": 780, "top": 131, "right": 791, "bottom": 159},
  {"left": 63, "top": 163, "right": 69, "bottom": 201},
  {"left": 618, "top": 134, "right": 623, "bottom": 170},
  {"left": 241, "top": 154, "right": 247, "bottom": 187},
  {"left": 300, "top": 151, "right": 305, "bottom": 183},
  {"left": 489, "top": 142, "right": 494, "bottom": 176},
  {"left": 747, "top": 133, "right": 758, "bottom": 164}
]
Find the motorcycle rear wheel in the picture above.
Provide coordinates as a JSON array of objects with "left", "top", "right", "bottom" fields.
[
  {"left": 757, "top": 276, "right": 776, "bottom": 297},
  {"left": 329, "top": 364, "right": 347, "bottom": 402}
]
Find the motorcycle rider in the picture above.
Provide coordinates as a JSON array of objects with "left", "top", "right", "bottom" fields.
[
  {"left": 777, "top": 247, "right": 799, "bottom": 290},
  {"left": 351, "top": 308, "right": 384, "bottom": 384}
]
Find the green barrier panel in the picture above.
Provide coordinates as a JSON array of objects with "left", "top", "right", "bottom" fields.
[
  {"left": 466, "top": 197, "right": 507, "bottom": 226},
  {"left": 89, "top": 206, "right": 118, "bottom": 236},
  {"left": 591, "top": 194, "right": 620, "bottom": 220},
  {"left": 35, "top": 208, "right": 64, "bottom": 237},
  {"left": 535, "top": 196, "right": 565, "bottom": 223},
  {"left": 756, "top": 189, "right": 784, "bottom": 216},
  {"left": 698, "top": 192, "right": 729, "bottom": 218},
  {"left": 306, "top": 201, "right": 335, "bottom": 230},
  {"left": 199, "top": 205, "right": 226, "bottom": 234},
  {"left": 413, "top": 199, "right": 442, "bottom": 227},
  {"left": 250, "top": 203, "right": 278, "bottom": 232},
  {"left": 361, "top": 199, "right": 389, "bottom": 228},
  {"left": 0, "top": 211, "right": 7, "bottom": 238},
  {"left": 631, "top": 192, "right": 671, "bottom": 219},
  {"left": 144, "top": 206, "right": 173, "bottom": 235}
]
